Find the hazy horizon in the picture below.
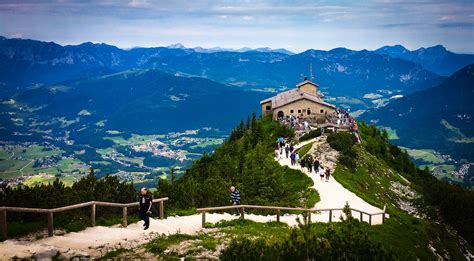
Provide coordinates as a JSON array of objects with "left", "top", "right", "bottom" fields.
[
  {"left": 1, "top": 0, "right": 473, "bottom": 54},
  {"left": 3, "top": 34, "right": 473, "bottom": 55}
]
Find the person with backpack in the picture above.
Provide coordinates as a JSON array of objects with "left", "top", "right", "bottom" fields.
[
  {"left": 285, "top": 145, "right": 290, "bottom": 158},
  {"left": 139, "top": 187, "right": 153, "bottom": 230},
  {"left": 230, "top": 185, "right": 241, "bottom": 215}
]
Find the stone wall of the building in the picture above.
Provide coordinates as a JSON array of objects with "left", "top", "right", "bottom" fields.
[
  {"left": 298, "top": 83, "right": 317, "bottom": 96},
  {"left": 272, "top": 98, "right": 335, "bottom": 120},
  {"left": 261, "top": 101, "right": 273, "bottom": 115}
]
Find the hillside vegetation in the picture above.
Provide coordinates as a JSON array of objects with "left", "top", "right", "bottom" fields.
[
  {"left": 211, "top": 122, "right": 473, "bottom": 260},
  {"left": 1, "top": 117, "right": 473, "bottom": 260},
  {"left": 155, "top": 114, "right": 319, "bottom": 209}
]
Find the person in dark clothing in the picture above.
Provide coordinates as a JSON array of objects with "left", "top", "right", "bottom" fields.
[
  {"left": 139, "top": 187, "right": 153, "bottom": 230},
  {"left": 300, "top": 158, "right": 306, "bottom": 170},
  {"left": 230, "top": 186, "right": 241, "bottom": 215},
  {"left": 325, "top": 168, "right": 331, "bottom": 182},
  {"left": 314, "top": 159, "right": 320, "bottom": 173},
  {"left": 307, "top": 158, "right": 313, "bottom": 173},
  {"left": 290, "top": 144, "right": 294, "bottom": 153},
  {"left": 290, "top": 152, "right": 296, "bottom": 166}
]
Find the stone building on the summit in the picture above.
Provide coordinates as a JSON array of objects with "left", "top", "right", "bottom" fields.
[{"left": 260, "top": 79, "right": 336, "bottom": 121}]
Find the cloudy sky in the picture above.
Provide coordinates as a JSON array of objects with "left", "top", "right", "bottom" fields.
[{"left": 0, "top": 0, "right": 473, "bottom": 53}]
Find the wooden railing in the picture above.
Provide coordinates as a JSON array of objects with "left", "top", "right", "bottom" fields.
[
  {"left": 197, "top": 204, "right": 386, "bottom": 228},
  {"left": 0, "top": 197, "right": 168, "bottom": 241}
]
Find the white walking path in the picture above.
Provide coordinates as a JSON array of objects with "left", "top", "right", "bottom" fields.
[
  {"left": 0, "top": 137, "right": 386, "bottom": 259},
  {"left": 277, "top": 138, "right": 385, "bottom": 224}
]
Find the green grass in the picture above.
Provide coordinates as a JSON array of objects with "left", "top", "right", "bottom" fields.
[
  {"left": 90, "top": 161, "right": 111, "bottom": 165},
  {"left": 329, "top": 145, "right": 472, "bottom": 259},
  {"left": 281, "top": 166, "right": 320, "bottom": 207},
  {"left": 401, "top": 147, "right": 444, "bottom": 164},
  {"left": 98, "top": 248, "right": 130, "bottom": 260},
  {"left": 105, "top": 130, "right": 122, "bottom": 135},
  {"left": 104, "top": 136, "right": 129, "bottom": 146},
  {"left": 207, "top": 219, "right": 291, "bottom": 243},
  {"left": 189, "top": 138, "right": 224, "bottom": 149},
  {"left": 167, "top": 208, "right": 198, "bottom": 216},
  {"left": 295, "top": 141, "right": 314, "bottom": 157}
]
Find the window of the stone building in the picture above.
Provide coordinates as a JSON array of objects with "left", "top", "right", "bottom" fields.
[
  {"left": 307, "top": 108, "right": 311, "bottom": 115},
  {"left": 266, "top": 106, "right": 271, "bottom": 110},
  {"left": 298, "top": 109, "right": 302, "bottom": 113},
  {"left": 290, "top": 109, "right": 294, "bottom": 113},
  {"left": 320, "top": 109, "right": 324, "bottom": 113}
]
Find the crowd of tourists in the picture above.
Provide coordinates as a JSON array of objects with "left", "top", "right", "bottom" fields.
[
  {"left": 278, "top": 115, "right": 311, "bottom": 131},
  {"left": 275, "top": 136, "right": 332, "bottom": 182}
]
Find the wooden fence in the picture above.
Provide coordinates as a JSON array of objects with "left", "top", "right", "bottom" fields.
[
  {"left": 0, "top": 197, "right": 168, "bottom": 241},
  {"left": 197, "top": 204, "right": 386, "bottom": 228}
]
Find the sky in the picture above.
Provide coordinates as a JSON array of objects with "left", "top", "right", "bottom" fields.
[{"left": 0, "top": 0, "right": 473, "bottom": 53}]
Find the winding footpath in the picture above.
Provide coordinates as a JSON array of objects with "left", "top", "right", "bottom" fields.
[
  {"left": 277, "top": 137, "right": 385, "bottom": 224},
  {"left": 0, "top": 137, "right": 386, "bottom": 259}
]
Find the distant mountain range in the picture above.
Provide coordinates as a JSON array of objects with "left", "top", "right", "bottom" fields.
[
  {"left": 362, "top": 64, "right": 474, "bottom": 163},
  {"left": 1, "top": 36, "right": 453, "bottom": 102},
  {"left": 375, "top": 44, "right": 474, "bottom": 76},
  {"left": 166, "top": 43, "right": 295, "bottom": 55},
  {"left": 1, "top": 36, "right": 473, "bottom": 187}
]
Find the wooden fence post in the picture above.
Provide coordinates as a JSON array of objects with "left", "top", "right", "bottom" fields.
[
  {"left": 276, "top": 209, "right": 280, "bottom": 222},
  {"left": 47, "top": 212, "right": 54, "bottom": 237},
  {"left": 0, "top": 210, "right": 7, "bottom": 241},
  {"left": 240, "top": 207, "right": 244, "bottom": 219},
  {"left": 329, "top": 210, "right": 332, "bottom": 222},
  {"left": 307, "top": 211, "right": 311, "bottom": 224},
  {"left": 369, "top": 214, "right": 372, "bottom": 225},
  {"left": 91, "top": 203, "right": 96, "bottom": 227},
  {"left": 360, "top": 211, "right": 363, "bottom": 222},
  {"left": 382, "top": 205, "right": 386, "bottom": 224},
  {"left": 159, "top": 201, "right": 164, "bottom": 220},
  {"left": 122, "top": 207, "right": 127, "bottom": 228},
  {"left": 201, "top": 211, "right": 206, "bottom": 228}
]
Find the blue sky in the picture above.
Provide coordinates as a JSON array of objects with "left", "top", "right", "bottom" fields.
[{"left": 0, "top": 0, "right": 473, "bottom": 53}]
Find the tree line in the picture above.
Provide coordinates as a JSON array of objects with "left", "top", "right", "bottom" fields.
[{"left": 155, "top": 114, "right": 316, "bottom": 210}]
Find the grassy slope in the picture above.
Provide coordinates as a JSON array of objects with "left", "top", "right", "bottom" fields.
[
  {"left": 105, "top": 137, "right": 470, "bottom": 260},
  {"left": 332, "top": 145, "right": 471, "bottom": 260}
]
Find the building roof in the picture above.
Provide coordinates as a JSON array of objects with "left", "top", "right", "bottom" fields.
[
  {"left": 260, "top": 88, "right": 335, "bottom": 109},
  {"left": 296, "top": 80, "right": 319, "bottom": 88}
]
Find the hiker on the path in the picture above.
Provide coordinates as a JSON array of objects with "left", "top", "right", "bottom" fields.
[
  {"left": 306, "top": 157, "right": 313, "bottom": 173},
  {"left": 319, "top": 166, "right": 325, "bottom": 181},
  {"left": 275, "top": 149, "right": 280, "bottom": 161},
  {"left": 139, "top": 187, "right": 153, "bottom": 230},
  {"left": 295, "top": 153, "right": 300, "bottom": 165},
  {"left": 290, "top": 144, "right": 294, "bottom": 153},
  {"left": 300, "top": 157, "right": 305, "bottom": 170},
  {"left": 290, "top": 152, "right": 296, "bottom": 166},
  {"left": 285, "top": 145, "right": 290, "bottom": 158},
  {"left": 325, "top": 168, "right": 331, "bottom": 182},
  {"left": 314, "top": 159, "right": 320, "bottom": 173},
  {"left": 230, "top": 186, "right": 241, "bottom": 215}
]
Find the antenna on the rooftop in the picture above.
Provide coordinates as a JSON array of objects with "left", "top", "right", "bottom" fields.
[{"left": 310, "top": 63, "right": 314, "bottom": 81}]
